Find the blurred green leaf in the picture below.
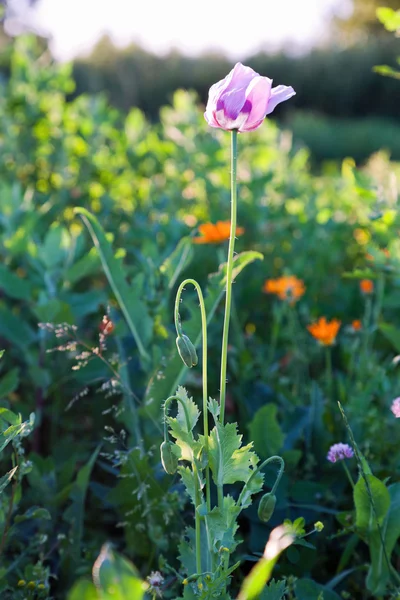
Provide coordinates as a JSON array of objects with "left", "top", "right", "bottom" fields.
[
  {"left": 366, "top": 483, "right": 400, "bottom": 594},
  {"left": 0, "top": 264, "right": 33, "bottom": 300},
  {"left": 295, "top": 578, "right": 341, "bottom": 600},
  {"left": 0, "top": 368, "right": 19, "bottom": 398},
  {"left": 376, "top": 7, "right": 400, "bottom": 32},
  {"left": 92, "top": 544, "right": 147, "bottom": 600},
  {"left": 68, "top": 579, "right": 99, "bottom": 600},
  {"left": 248, "top": 404, "right": 284, "bottom": 460}
]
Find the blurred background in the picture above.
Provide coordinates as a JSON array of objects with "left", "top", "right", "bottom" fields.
[{"left": 0, "top": 0, "right": 399, "bottom": 163}]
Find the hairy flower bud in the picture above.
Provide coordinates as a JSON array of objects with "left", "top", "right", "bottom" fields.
[
  {"left": 258, "top": 492, "right": 277, "bottom": 523},
  {"left": 160, "top": 441, "right": 178, "bottom": 475},
  {"left": 176, "top": 334, "right": 198, "bottom": 368}
]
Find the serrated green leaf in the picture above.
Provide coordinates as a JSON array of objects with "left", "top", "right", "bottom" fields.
[
  {"left": 144, "top": 251, "right": 263, "bottom": 416},
  {"left": 178, "top": 466, "right": 198, "bottom": 506},
  {"left": 167, "top": 386, "right": 201, "bottom": 461},
  {"left": 208, "top": 422, "right": 259, "bottom": 487},
  {"left": 207, "top": 397, "right": 220, "bottom": 421},
  {"left": 204, "top": 495, "right": 240, "bottom": 552},
  {"left": 260, "top": 579, "right": 287, "bottom": 600},
  {"left": 175, "top": 386, "right": 200, "bottom": 431}
]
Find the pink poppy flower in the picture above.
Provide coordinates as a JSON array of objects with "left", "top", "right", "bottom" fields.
[{"left": 204, "top": 62, "right": 295, "bottom": 133}]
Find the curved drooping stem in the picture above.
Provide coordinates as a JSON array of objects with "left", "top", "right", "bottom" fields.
[
  {"left": 174, "top": 278, "right": 211, "bottom": 512},
  {"left": 219, "top": 130, "right": 238, "bottom": 424},
  {"left": 163, "top": 395, "right": 192, "bottom": 441},
  {"left": 237, "top": 455, "right": 285, "bottom": 509}
]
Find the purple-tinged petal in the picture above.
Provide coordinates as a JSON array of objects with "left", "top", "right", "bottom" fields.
[
  {"left": 266, "top": 85, "right": 296, "bottom": 115},
  {"left": 239, "top": 118, "right": 264, "bottom": 132},
  {"left": 204, "top": 109, "right": 220, "bottom": 128},
  {"left": 239, "top": 75, "right": 273, "bottom": 131}
]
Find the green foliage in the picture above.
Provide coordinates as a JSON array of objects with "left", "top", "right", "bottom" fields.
[
  {"left": 0, "top": 34, "right": 400, "bottom": 599},
  {"left": 248, "top": 405, "right": 284, "bottom": 459}
]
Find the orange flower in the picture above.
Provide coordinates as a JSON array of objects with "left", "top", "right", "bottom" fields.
[
  {"left": 193, "top": 221, "right": 244, "bottom": 244},
  {"left": 360, "top": 279, "right": 374, "bottom": 294},
  {"left": 352, "top": 320, "right": 362, "bottom": 331},
  {"left": 263, "top": 275, "right": 305, "bottom": 304},
  {"left": 307, "top": 317, "right": 341, "bottom": 346}
]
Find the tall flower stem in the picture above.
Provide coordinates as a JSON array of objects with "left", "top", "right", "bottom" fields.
[
  {"left": 219, "top": 130, "right": 238, "bottom": 425},
  {"left": 174, "top": 279, "right": 211, "bottom": 513}
]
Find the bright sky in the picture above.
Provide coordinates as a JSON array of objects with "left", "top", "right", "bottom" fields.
[{"left": 12, "top": 0, "right": 351, "bottom": 61}]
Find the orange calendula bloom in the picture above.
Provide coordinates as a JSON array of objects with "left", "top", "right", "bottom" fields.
[
  {"left": 263, "top": 276, "right": 305, "bottom": 304},
  {"left": 360, "top": 279, "right": 374, "bottom": 294},
  {"left": 307, "top": 317, "right": 341, "bottom": 346},
  {"left": 352, "top": 320, "right": 362, "bottom": 331},
  {"left": 193, "top": 221, "right": 244, "bottom": 244}
]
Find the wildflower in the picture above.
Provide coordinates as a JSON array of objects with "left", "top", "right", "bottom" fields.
[
  {"left": 314, "top": 521, "right": 324, "bottom": 532},
  {"left": 147, "top": 571, "right": 165, "bottom": 598},
  {"left": 99, "top": 315, "right": 114, "bottom": 335},
  {"left": 204, "top": 62, "right": 295, "bottom": 133},
  {"left": 327, "top": 443, "right": 354, "bottom": 463},
  {"left": 360, "top": 279, "right": 374, "bottom": 294},
  {"left": 391, "top": 398, "right": 400, "bottom": 418},
  {"left": 263, "top": 275, "right": 305, "bottom": 304},
  {"left": 193, "top": 221, "right": 244, "bottom": 244},
  {"left": 307, "top": 317, "right": 341, "bottom": 346},
  {"left": 352, "top": 320, "right": 362, "bottom": 331}
]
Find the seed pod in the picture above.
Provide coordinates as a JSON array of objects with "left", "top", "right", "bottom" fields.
[
  {"left": 160, "top": 441, "right": 178, "bottom": 475},
  {"left": 258, "top": 493, "right": 277, "bottom": 523},
  {"left": 176, "top": 334, "right": 198, "bottom": 368}
]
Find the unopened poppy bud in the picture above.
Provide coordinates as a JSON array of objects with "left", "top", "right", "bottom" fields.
[
  {"left": 160, "top": 441, "right": 178, "bottom": 475},
  {"left": 258, "top": 493, "right": 277, "bottom": 523},
  {"left": 176, "top": 334, "right": 198, "bottom": 368}
]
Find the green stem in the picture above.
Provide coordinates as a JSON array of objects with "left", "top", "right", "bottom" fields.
[
  {"left": 237, "top": 455, "right": 285, "bottom": 509},
  {"left": 268, "top": 302, "right": 284, "bottom": 366},
  {"left": 164, "top": 396, "right": 203, "bottom": 573},
  {"left": 325, "top": 346, "right": 333, "bottom": 402},
  {"left": 220, "top": 129, "right": 238, "bottom": 424},
  {"left": 193, "top": 462, "right": 202, "bottom": 574},
  {"left": 174, "top": 278, "right": 211, "bottom": 513},
  {"left": 341, "top": 460, "right": 355, "bottom": 489}
]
